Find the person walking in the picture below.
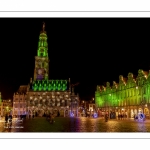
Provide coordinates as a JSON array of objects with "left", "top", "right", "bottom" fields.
[
  {"left": 120, "top": 114, "right": 123, "bottom": 120},
  {"left": 8, "top": 113, "right": 12, "bottom": 127},
  {"left": 5, "top": 114, "right": 8, "bottom": 124},
  {"left": 118, "top": 114, "right": 119, "bottom": 120},
  {"left": 5, "top": 114, "right": 8, "bottom": 127}
]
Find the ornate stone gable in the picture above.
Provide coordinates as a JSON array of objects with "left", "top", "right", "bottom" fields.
[
  {"left": 112, "top": 81, "right": 117, "bottom": 92},
  {"left": 101, "top": 85, "right": 106, "bottom": 93},
  {"left": 118, "top": 75, "right": 126, "bottom": 90},
  {"left": 106, "top": 82, "right": 111, "bottom": 93},
  {"left": 136, "top": 69, "right": 147, "bottom": 86},
  {"left": 126, "top": 72, "right": 136, "bottom": 88}
]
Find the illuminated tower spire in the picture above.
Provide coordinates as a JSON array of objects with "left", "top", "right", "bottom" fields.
[
  {"left": 37, "top": 22, "right": 48, "bottom": 57},
  {"left": 34, "top": 22, "right": 49, "bottom": 81},
  {"left": 42, "top": 22, "right": 45, "bottom": 32}
]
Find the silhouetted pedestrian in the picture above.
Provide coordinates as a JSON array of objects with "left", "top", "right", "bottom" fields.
[
  {"left": 5, "top": 114, "right": 8, "bottom": 123},
  {"left": 120, "top": 114, "right": 123, "bottom": 120}
]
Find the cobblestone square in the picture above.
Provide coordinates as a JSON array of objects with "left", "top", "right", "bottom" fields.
[{"left": 1, "top": 117, "right": 150, "bottom": 132}]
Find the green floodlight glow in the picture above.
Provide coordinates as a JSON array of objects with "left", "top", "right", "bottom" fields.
[
  {"left": 32, "top": 80, "right": 68, "bottom": 91},
  {"left": 95, "top": 69, "right": 150, "bottom": 108},
  {"left": 48, "top": 83, "right": 51, "bottom": 91},
  {"left": 39, "top": 83, "right": 42, "bottom": 91},
  {"left": 37, "top": 26, "right": 48, "bottom": 57},
  {"left": 53, "top": 82, "right": 56, "bottom": 91},
  {"left": 44, "top": 83, "right": 47, "bottom": 91},
  {"left": 45, "top": 73, "right": 48, "bottom": 80},
  {"left": 58, "top": 81, "right": 61, "bottom": 90},
  {"left": 62, "top": 80, "right": 67, "bottom": 91}
]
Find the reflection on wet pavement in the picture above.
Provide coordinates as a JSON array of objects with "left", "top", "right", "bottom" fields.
[
  {"left": 0, "top": 118, "right": 24, "bottom": 132},
  {"left": 1, "top": 117, "right": 150, "bottom": 132}
]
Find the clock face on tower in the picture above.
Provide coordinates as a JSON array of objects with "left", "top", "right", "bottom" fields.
[{"left": 36, "top": 68, "right": 45, "bottom": 80}]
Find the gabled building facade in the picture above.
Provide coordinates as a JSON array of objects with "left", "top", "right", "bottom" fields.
[
  {"left": 13, "top": 85, "right": 29, "bottom": 117},
  {"left": 95, "top": 69, "right": 150, "bottom": 118}
]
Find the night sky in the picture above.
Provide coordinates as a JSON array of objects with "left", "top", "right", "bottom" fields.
[{"left": 0, "top": 18, "right": 150, "bottom": 100}]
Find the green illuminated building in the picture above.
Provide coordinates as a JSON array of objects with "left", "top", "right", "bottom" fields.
[
  {"left": 12, "top": 23, "right": 79, "bottom": 117},
  {"left": 95, "top": 69, "right": 150, "bottom": 118}
]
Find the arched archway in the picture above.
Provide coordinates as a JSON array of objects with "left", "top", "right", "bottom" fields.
[
  {"left": 134, "top": 109, "right": 137, "bottom": 115},
  {"left": 144, "top": 108, "right": 149, "bottom": 118},
  {"left": 130, "top": 109, "right": 134, "bottom": 118}
]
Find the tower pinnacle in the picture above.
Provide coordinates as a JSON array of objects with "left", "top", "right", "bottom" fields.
[
  {"left": 42, "top": 22, "right": 45, "bottom": 32},
  {"left": 37, "top": 22, "right": 48, "bottom": 57}
]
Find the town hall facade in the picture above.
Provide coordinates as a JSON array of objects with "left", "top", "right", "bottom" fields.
[{"left": 13, "top": 23, "right": 79, "bottom": 117}]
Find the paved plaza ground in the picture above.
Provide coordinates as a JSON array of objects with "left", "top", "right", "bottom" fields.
[{"left": 1, "top": 117, "right": 150, "bottom": 132}]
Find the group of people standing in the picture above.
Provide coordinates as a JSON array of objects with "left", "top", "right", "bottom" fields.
[
  {"left": 5, "top": 113, "right": 13, "bottom": 127},
  {"left": 117, "top": 113, "right": 127, "bottom": 120},
  {"left": 104, "top": 112, "right": 128, "bottom": 122}
]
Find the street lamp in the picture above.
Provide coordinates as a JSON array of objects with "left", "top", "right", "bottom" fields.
[{"left": 93, "top": 98, "right": 94, "bottom": 102}]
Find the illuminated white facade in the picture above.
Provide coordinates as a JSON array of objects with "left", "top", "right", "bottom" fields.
[{"left": 13, "top": 85, "right": 29, "bottom": 116}]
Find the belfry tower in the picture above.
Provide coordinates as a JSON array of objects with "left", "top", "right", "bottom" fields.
[{"left": 33, "top": 22, "right": 49, "bottom": 81}]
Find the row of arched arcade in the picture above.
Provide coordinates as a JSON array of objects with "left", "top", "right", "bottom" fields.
[{"left": 97, "top": 106, "right": 150, "bottom": 119}]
